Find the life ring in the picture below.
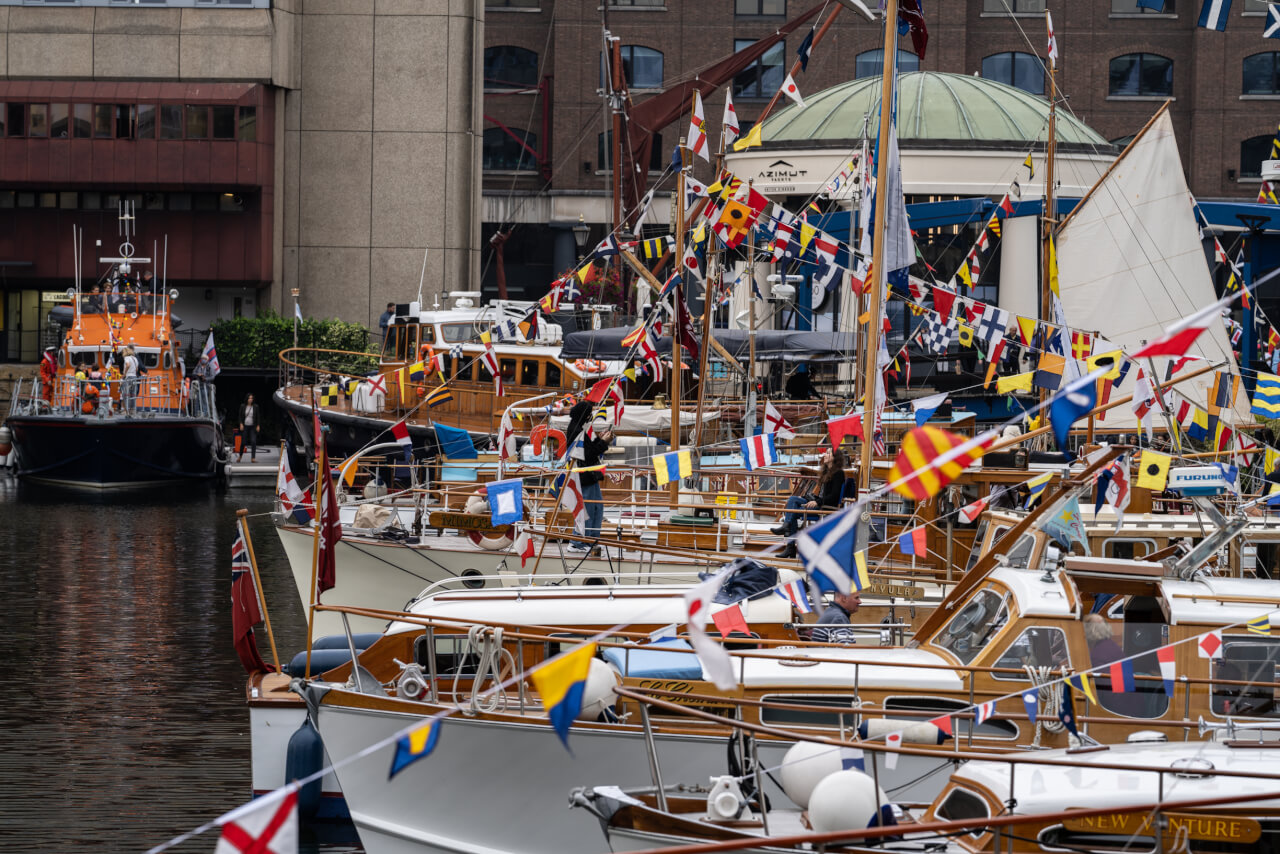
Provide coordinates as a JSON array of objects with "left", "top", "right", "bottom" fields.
[
  {"left": 574, "top": 359, "right": 606, "bottom": 375},
  {"left": 463, "top": 485, "right": 515, "bottom": 550},
  {"left": 530, "top": 424, "right": 568, "bottom": 459},
  {"left": 420, "top": 344, "right": 435, "bottom": 365}
]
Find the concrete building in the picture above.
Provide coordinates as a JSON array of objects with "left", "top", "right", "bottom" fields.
[
  {"left": 481, "top": 0, "right": 1280, "bottom": 296},
  {"left": 0, "top": 0, "right": 483, "bottom": 363}
]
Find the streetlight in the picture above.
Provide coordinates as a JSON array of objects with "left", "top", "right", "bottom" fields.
[{"left": 572, "top": 214, "right": 590, "bottom": 262}]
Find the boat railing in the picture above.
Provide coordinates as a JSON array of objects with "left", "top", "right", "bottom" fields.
[
  {"left": 277, "top": 346, "right": 381, "bottom": 394},
  {"left": 11, "top": 375, "right": 217, "bottom": 420}
]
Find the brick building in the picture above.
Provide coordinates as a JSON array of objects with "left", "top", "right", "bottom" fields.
[{"left": 481, "top": 0, "right": 1280, "bottom": 297}]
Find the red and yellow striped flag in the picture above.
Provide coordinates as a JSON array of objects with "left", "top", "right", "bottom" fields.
[{"left": 888, "top": 427, "right": 990, "bottom": 502}]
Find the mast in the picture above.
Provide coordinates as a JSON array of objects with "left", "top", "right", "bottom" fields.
[
  {"left": 693, "top": 126, "right": 725, "bottom": 452},
  {"left": 608, "top": 33, "right": 625, "bottom": 291},
  {"left": 670, "top": 130, "right": 688, "bottom": 504},
  {"left": 748, "top": 181, "right": 757, "bottom": 402},
  {"left": 1038, "top": 8, "right": 1058, "bottom": 410},
  {"left": 858, "top": 0, "right": 898, "bottom": 494}
]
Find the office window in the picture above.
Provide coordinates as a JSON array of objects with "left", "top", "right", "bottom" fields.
[
  {"left": 982, "top": 51, "right": 1045, "bottom": 95},
  {"left": 115, "top": 105, "right": 133, "bottom": 139},
  {"left": 983, "top": 0, "right": 1045, "bottom": 10},
  {"left": 1245, "top": 52, "right": 1280, "bottom": 95},
  {"left": 484, "top": 46, "right": 539, "bottom": 90},
  {"left": 185, "top": 105, "right": 209, "bottom": 139},
  {"left": 1112, "top": 0, "right": 1174, "bottom": 10},
  {"left": 733, "top": 39, "right": 785, "bottom": 99},
  {"left": 483, "top": 126, "right": 539, "bottom": 171},
  {"left": 1241, "top": 134, "right": 1273, "bottom": 178},
  {"left": 211, "top": 105, "right": 236, "bottom": 139},
  {"left": 137, "top": 105, "right": 156, "bottom": 139},
  {"left": 160, "top": 105, "right": 183, "bottom": 139},
  {"left": 92, "top": 104, "right": 113, "bottom": 138},
  {"left": 73, "top": 104, "right": 91, "bottom": 138},
  {"left": 29, "top": 104, "right": 48, "bottom": 138},
  {"left": 597, "top": 131, "right": 663, "bottom": 171},
  {"left": 487, "top": 0, "right": 539, "bottom": 6},
  {"left": 6, "top": 104, "right": 22, "bottom": 137},
  {"left": 609, "top": 0, "right": 664, "bottom": 5},
  {"left": 1109, "top": 53, "right": 1173, "bottom": 96},
  {"left": 239, "top": 106, "right": 257, "bottom": 141},
  {"left": 50, "top": 103, "right": 69, "bottom": 139},
  {"left": 854, "top": 49, "right": 920, "bottom": 79},
  {"left": 737, "top": 0, "right": 785, "bottom": 13},
  {"left": 601, "top": 45, "right": 664, "bottom": 89}
]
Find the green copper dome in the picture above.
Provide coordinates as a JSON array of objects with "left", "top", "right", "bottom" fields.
[{"left": 760, "top": 71, "right": 1111, "bottom": 151}]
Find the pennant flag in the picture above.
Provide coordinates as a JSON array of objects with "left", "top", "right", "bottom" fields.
[
  {"left": 827, "top": 412, "right": 864, "bottom": 448},
  {"left": 316, "top": 443, "right": 342, "bottom": 594},
  {"left": 959, "top": 498, "right": 987, "bottom": 524},
  {"left": 1157, "top": 644, "right": 1176, "bottom": 697},
  {"left": 687, "top": 89, "right": 709, "bottom": 161},
  {"left": 888, "top": 427, "right": 991, "bottom": 502},
  {"left": 1136, "top": 450, "right": 1171, "bottom": 491},
  {"left": 997, "top": 371, "right": 1034, "bottom": 394},
  {"left": 711, "top": 603, "right": 750, "bottom": 637},
  {"left": 1108, "top": 659, "right": 1137, "bottom": 693},
  {"left": 1253, "top": 372, "right": 1280, "bottom": 417},
  {"left": 780, "top": 73, "right": 805, "bottom": 108},
  {"left": 653, "top": 449, "right": 692, "bottom": 485},
  {"left": 1268, "top": 7, "right": 1280, "bottom": 42},
  {"left": 740, "top": 432, "right": 778, "bottom": 471},
  {"left": 1050, "top": 376, "right": 1097, "bottom": 449},
  {"left": 1068, "top": 672, "right": 1099, "bottom": 707},
  {"left": 898, "top": 526, "right": 927, "bottom": 557},
  {"left": 928, "top": 714, "right": 953, "bottom": 737},
  {"left": 1022, "top": 689, "right": 1038, "bottom": 724},
  {"left": 1016, "top": 316, "right": 1037, "bottom": 346},
  {"left": 974, "top": 700, "right": 997, "bottom": 726},
  {"left": 911, "top": 392, "right": 947, "bottom": 426},
  {"left": 425, "top": 385, "right": 453, "bottom": 409},
  {"left": 721, "top": 88, "right": 739, "bottom": 146},
  {"left": 796, "top": 25, "right": 815, "bottom": 71},
  {"left": 764, "top": 401, "right": 796, "bottom": 439},
  {"left": 1034, "top": 352, "right": 1066, "bottom": 391},
  {"left": 486, "top": 478, "right": 524, "bottom": 526},
  {"left": 732, "top": 121, "right": 763, "bottom": 152},
  {"left": 1198, "top": 0, "right": 1232, "bottom": 31},
  {"left": 1198, "top": 629, "right": 1223, "bottom": 659},
  {"left": 200, "top": 331, "right": 222, "bottom": 378},
  {"left": 932, "top": 286, "right": 957, "bottom": 322},
  {"left": 975, "top": 305, "right": 1010, "bottom": 345},
  {"left": 532, "top": 642, "right": 598, "bottom": 748},
  {"left": 515, "top": 529, "right": 535, "bottom": 569},
  {"left": 798, "top": 505, "right": 868, "bottom": 594},
  {"left": 389, "top": 719, "right": 442, "bottom": 778},
  {"left": 1023, "top": 153, "right": 1036, "bottom": 179},
  {"left": 276, "top": 452, "right": 313, "bottom": 525},
  {"left": 776, "top": 579, "right": 813, "bottom": 614},
  {"left": 214, "top": 789, "right": 297, "bottom": 854},
  {"left": 592, "top": 234, "right": 622, "bottom": 260},
  {"left": 1132, "top": 295, "right": 1232, "bottom": 359},
  {"left": 1058, "top": 682, "right": 1078, "bottom": 737},
  {"left": 1249, "top": 613, "right": 1273, "bottom": 636},
  {"left": 885, "top": 731, "right": 902, "bottom": 770},
  {"left": 685, "top": 573, "right": 737, "bottom": 690},
  {"left": 1023, "top": 472, "right": 1052, "bottom": 508},
  {"left": 839, "top": 747, "right": 865, "bottom": 772}
]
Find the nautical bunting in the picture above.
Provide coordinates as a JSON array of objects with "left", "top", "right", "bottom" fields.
[
  {"left": 798, "top": 505, "right": 869, "bottom": 594},
  {"left": 776, "top": 579, "right": 813, "bottom": 614},
  {"left": 389, "top": 720, "right": 442, "bottom": 779},
  {"left": 888, "top": 427, "right": 991, "bottom": 502},
  {"left": 740, "top": 432, "right": 778, "bottom": 471},
  {"left": 653, "top": 450, "right": 692, "bottom": 485},
  {"left": 531, "top": 643, "right": 598, "bottom": 749}
]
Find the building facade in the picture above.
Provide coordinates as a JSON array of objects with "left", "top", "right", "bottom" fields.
[
  {"left": 481, "top": 0, "right": 1280, "bottom": 297},
  {"left": 0, "top": 0, "right": 483, "bottom": 363}
]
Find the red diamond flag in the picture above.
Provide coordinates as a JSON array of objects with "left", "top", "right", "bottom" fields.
[{"left": 1197, "top": 630, "right": 1223, "bottom": 660}]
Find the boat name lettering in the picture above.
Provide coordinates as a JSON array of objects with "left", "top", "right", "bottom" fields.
[
  {"left": 428, "top": 511, "right": 507, "bottom": 533},
  {"left": 635, "top": 680, "right": 726, "bottom": 704},
  {"left": 1062, "top": 811, "right": 1260, "bottom": 843},
  {"left": 865, "top": 582, "right": 925, "bottom": 600}
]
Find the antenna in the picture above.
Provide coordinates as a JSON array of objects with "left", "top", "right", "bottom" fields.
[{"left": 417, "top": 245, "right": 428, "bottom": 309}]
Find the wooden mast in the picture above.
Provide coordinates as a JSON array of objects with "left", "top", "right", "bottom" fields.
[
  {"left": 692, "top": 128, "right": 725, "bottom": 452},
  {"left": 858, "top": 0, "right": 899, "bottom": 494},
  {"left": 1038, "top": 8, "right": 1058, "bottom": 412},
  {"left": 670, "top": 127, "right": 689, "bottom": 504}
]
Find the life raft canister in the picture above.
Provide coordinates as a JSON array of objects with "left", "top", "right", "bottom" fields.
[{"left": 463, "top": 485, "right": 516, "bottom": 550}]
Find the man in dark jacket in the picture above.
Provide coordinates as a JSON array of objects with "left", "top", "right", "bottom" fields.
[
  {"left": 810, "top": 592, "right": 862, "bottom": 644},
  {"left": 565, "top": 400, "right": 612, "bottom": 554}
]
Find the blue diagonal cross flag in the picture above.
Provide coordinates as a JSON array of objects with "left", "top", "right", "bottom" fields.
[
  {"left": 797, "top": 504, "right": 865, "bottom": 594},
  {"left": 1267, "top": 3, "right": 1280, "bottom": 38},
  {"left": 1049, "top": 376, "right": 1097, "bottom": 451},
  {"left": 1199, "top": 0, "right": 1232, "bottom": 31}
]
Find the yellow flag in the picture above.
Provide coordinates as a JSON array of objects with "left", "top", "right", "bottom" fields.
[
  {"left": 1087, "top": 349, "right": 1123, "bottom": 381},
  {"left": 1016, "top": 316, "right": 1037, "bottom": 345},
  {"left": 1023, "top": 153, "right": 1035, "bottom": 179},
  {"left": 956, "top": 261, "right": 972, "bottom": 289},
  {"left": 1136, "top": 450, "right": 1171, "bottom": 491},
  {"left": 340, "top": 458, "right": 358, "bottom": 487},
  {"left": 693, "top": 223, "right": 707, "bottom": 244},
  {"left": 732, "top": 122, "right": 763, "bottom": 152},
  {"left": 799, "top": 221, "right": 817, "bottom": 253},
  {"left": 1027, "top": 413, "right": 1043, "bottom": 431},
  {"left": 576, "top": 261, "right": 595, "bottom": 284},
  {"left": 997, "top": 371, "right": 1035, "bottom": 394},
  {"left": 957, "top": 322, "right": 974, "bottom": 348},
  {"left": 1048, "top": 235, "right": 1060, "bottom": 297}
]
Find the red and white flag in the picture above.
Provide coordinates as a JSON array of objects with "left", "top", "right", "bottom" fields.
[
  {"left": 558, "top": 471, "right": 586, "bottom": 535},
  {"left": 688, "top": 90, "right": 709, "bottom": 161},
  {"left": 215, "top": 787, "right": 298, "bottom": 854},
  {"left": 1157, "top": 644, "right": 1177, "bottom": 697},
  {"left": 685, "top": 573, "right": 737, "bottom": 691},
  {"left": 497, "top": 411, "right": 517, "bottom": 462},
  {"left": 711, "top": 603, "right": 750, "bottom": 637},
  {"left": 391, "top": 419, "right": 412, "bottom": 457},
  {"left": 959, "top": 498, "right": 988, "bottom": 524},
  {"left": 1046, "top": 10, "right": 1058, "bottom": 70},
  {"left": 885, "top": 731, "right": 903, "bottom": 770},
  {"left": 316, "top": 443, "right": 342, "bottom": 595},
  {"left": 974, "top": 700, "right": 996, "bottom": 725},
  {"left": 1198, "top": 630, "right": 1223, "bottom": 660},
  {"left": 514, "top": 528, "right": 535, "bottom": 569},
  {"left": 1132, "top": 296, "right": 1233, "bottom": 360},
  {"left": 721, "top": 88, "right": 739, "bottom": 147},
  {"left": 231, "top": 518, "right": 270, "bottom": 675},
  {"left": 764, "top": 401, "right": 795, "bottom": 440},
  {"left": 1131, "top": 369, "right": 1156, "bottom": 441},
  {"left": 780, "top": 73, "right": 805, "bottom": 108}
]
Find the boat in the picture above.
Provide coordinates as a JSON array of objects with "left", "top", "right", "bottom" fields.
[{"left": 3, "top": 206, "right": 223, "bottom": 488}]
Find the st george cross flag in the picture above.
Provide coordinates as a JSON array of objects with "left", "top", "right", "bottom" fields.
[
  {"left": 1267, "top": 3, "right": 1280, "bottom": 38},
  {"left": 687, "top": 89, "right": 709, "bottom": 161},
  {"left": 486, "top": 478, "right": 524, "bottom": 526},
  {"left": 776, "top": 578, "right": 813, "bottom": 614},
  {"left": 764, "top": 401, "right": 796, "bottom": 440},
  {"left": 685, "top": 572, "right": 737, "bottom": 690},
  {"left": 201, "top": 331, "right": 221, "bottom": 378},
  {"left": 1046, "top": 10, "right": 1059, "bottom": 68},
  {"left": 721, "top": 88, "right": 739, "bottom": 146},
  {"left": 276, "top": 452, "right": 313, "bottom": 525},
  {"left": 740, "top": 432, "right": 778, "bottom": 471},
  {"left": 215, "top": 787, "right": 298, "bottom": 854},
  {"left": 1199, "top": 0, "right": 1232, "bottom": 31}
]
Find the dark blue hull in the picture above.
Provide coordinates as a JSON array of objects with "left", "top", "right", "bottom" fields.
[{"left": 5, "top": 415, "right": 223, "bottom": 488}]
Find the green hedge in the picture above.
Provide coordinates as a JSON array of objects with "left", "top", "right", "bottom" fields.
[{"left": 209, "top": 310, "right": 379, "bottom": 373}]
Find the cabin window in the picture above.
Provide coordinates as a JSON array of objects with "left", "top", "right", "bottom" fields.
[
  {"left": 421, "top": 325, "right": 435, "bottom": 344},
  {"left": 520, "top": 360, "right": 540, "bottom": 386},
  {"left": 1037, "top": 826, "right": 1154, "bottom": 852},
  {"left": 885, "top": 696, "right": 1018, "bottom": 739},
  {"left": 1212, "top": 637, "right": 1280, "bottom": 718},
  {"left": 418, "top": 634, "right": 479, "bottom": 678},
  {"left": 933, "top": 586, "right": 1009, "bottom": 664},
  {"left": 1005, "top": 532, "right": 1036, "bottom": 569},
  {"left": 935, "top": 786, "right": 990, "bottom": 831},
  {"left": 964, "top": 521, "right": 998, "bottom": 572},
  {"left": 759, "top": 695, "right": 859, "bottom": 731},
  {"left": 1102, "top": 538, "right": 1157, "bottom": 559},
  {"left": 442, "top": 324, "right": 472, "bottom": 343},
  {"left": 545, "top": 362, "right": 562, "bottom": 388},
  {"left": 499, "top": 358, "right": 517, "bottom": 381},
  {"left": 991, "top": 627, "right": 1070, "bottom": 679},
  {"left": 478, "top": 359, "right": 493, "bottom": 383}
]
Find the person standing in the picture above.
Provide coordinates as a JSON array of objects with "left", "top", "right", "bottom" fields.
[
  {"left": 39, "top": 347, "right": 57, "bottom": 405},
  {"left": 379, "top": 303, "right": 395, "bottom": 344},
  {"left": 238, "top": 393, "right": 261, "bottom": 462},
  {"left": 122, "top": 346, "right": 139, "bottom": 414},
  {"left": 564, "top": 399, "right": 612, "bottom": 555}
]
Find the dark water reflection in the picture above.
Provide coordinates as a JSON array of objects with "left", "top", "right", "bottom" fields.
[{"left": 0, "top": 478, "right": 361, "bottom": 853}]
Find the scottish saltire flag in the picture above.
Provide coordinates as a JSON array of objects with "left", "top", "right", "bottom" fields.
[
  {"left": 775, "top": 579, "right": 813, "bottom": 614},
  {"left": 798, "top": 505, "right": 870, "bottom": 594},
  {"left": 740, "top": 433, "right": 778, "bottom": 470},
  {"left": 487, "top": 478, "right": 524, "bottom": 526},
  {"left": 1107, "top": 659, "right": 1137, "bottom": 693},
  {"left": 388, "top": 719, "right": 441, "bottom": 779},
  {"left": 276, "top": 453, "right": 313, "bottom": 525},
  {"left": 1023, "top": 472, "right": 1052, "bottom": 508},
  {"left": 1253, "top": 373, "right": 1280, "bottom": 417},
  {"left": 201, "top": 331, "right": 221, "bottom": 378},
  {"left": 1249, "top": 613, "right": 1272, "bottom": 636},
  {"left": 653, "top": 449, "right": 692, "bottom": 485},
  {"left": 1267, "top": 3, "right": 1280, "bottom": 38},
  {"left": 1157, "top": 645, "right": 1176, "bottom": 696},
  {"left": 1022, "top": 689, "right": 1038, "bottom": 724},
  {"left": 898, "top": 526, "right": 926, "bottom": 556},
  {"left": 1199, "top": 0, "right": 1232, "bottom": 31},
  {"left": 532, "top": 642, "right": 597, "bottom": 749}
]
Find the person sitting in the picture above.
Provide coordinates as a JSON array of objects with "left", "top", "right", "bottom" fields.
[
  {"left": 1084, "top": 613, "right": 1124, "bottom": 667},
  {"left": 772, "top": 448, "right": 848, "bottom": 558},
  {"left": 810, "top": 591, "right": 862, "bottom": 644}
]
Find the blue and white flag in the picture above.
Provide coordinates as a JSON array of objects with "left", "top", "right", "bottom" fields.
[
  {"left": 294, "top": 302, "right": 303, "bottom": 322},
  {"left": 487, "top": 478, "right": 524, "bottom": 526},
  {"left": 1137, "top": 0, "right": 1165, "bottom": 9},
  {"left": 1199, "top": 0, "right": 1231, "bottom": 31},
  {"left": 911, "top": 392, "right": 947, "bottom": 427},
  {"left": 1049, "top": 375, "right": 1097, "bottom": 450},
  {"left": 1022, "top": 689, "right": 1038, "bottom": 724},
  {"left": 1267, "top": 3, "right": 1280, "bottom": 38},
  {"left": 740, "top": 432, "right": 778, "bottom": 471},
  {"left": 775, "top": 578, "right": 813, "bottom": 614},
  {"left": 798, "top": 504, "right": 870, "bottom": 594}
]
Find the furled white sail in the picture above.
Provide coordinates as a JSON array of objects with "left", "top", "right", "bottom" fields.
[{"left": 1055, "top": 109, "right": 1249, "bottom": 429}]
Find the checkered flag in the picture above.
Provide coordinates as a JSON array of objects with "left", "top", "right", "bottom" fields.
[
  {"left": 975, "top": 305, "right": 1010, "bottom": 346},
  {"left": 449, "top": 343, "right": 464, "bottom": 359},
  {"left": 919, "top": 315, "right": 955, "bottom": 355}
]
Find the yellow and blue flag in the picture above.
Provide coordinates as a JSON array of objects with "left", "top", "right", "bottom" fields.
[
  {"left": 408, "top": 361, "right": 426, "bottom": 381},
  {"left": 1253, "top": 373, "right": 1280, "bottom": 418},
  {"left": 1023, "top": 472, "right": 1052, "bottom": 508},
  {"left": 425, "top": 385, "right": 453, "bottom": 409},
  {"left": 852, "top": 549, "right": 870, "bottom": 591},
  {"left": 640, "top": 236, "right": 672, "bottom": 259},
  {"left": 653, "top": 450, "right": 692, "bottom": 485},
  {"left": 531, "top": 642, "right": 597, "bottom": 749},
  {"left": 1187, "top": 407, "right": 1210, "bottom": 442},
  {"left": 1248, "top": 614, "right": 1272, "bottom": 636},
  {"left": 389, "top": 718, "right": 441, "bottom": 779},
  {"left": 1067, "top": 672, "right": 1099, "bottom": 706}
]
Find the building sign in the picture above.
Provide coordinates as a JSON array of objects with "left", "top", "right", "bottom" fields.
[{"left": 41, "top": 292, "right": 72, "bottom": 303}]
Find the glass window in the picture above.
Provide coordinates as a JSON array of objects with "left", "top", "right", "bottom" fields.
[
  {"left": 194, "top": 193, "right": 218, "bottom": 211},
  {"left": 760, "top": 695, "right": 859, "bottom": 729},
  {"left": 545, "top": 362, "right": 561, "bottom": 388},
  {"left": 484, "top": 45, "right": 539, "bottom": 89},
  {"left": 983, "top": 0, "right": 1045, "bottom": 10},
  {"left": 58, "top": 192, "right": 77, "bottom": 210},
  {"left": 981, "top": 52, "right": 1045, "bottom": 95},
  {"left": 50, "top": 103, "right": 69, "bottom": 138},
  {"left": 93, "top": 104, "right": 113, "bottom": 138},
  {"left": 933, "top": 586, "right": 1009, "bottom": 664},
  {"left": 136, "top": 104, "right": 156, "bottom": 139},
  {"left": 499, "top": 358, "right": 517, "bottom": 381},
  {"left": 854, "top": 49, "right": 920, "bottom": 79},
  {"left": 6, "top": 103, "right": 22, "bottom": 137},
  {"left": 211, "top": 105, "right": 236, "bottom": 139},
  {"left": 168, "top": 193, "right": 192, "bottom": 211},
  {"left": 38, "top": 192, "right": 56, "bottom": 208},
  {"left": 239, "top": 106, "right": 257, "bottom": 141},
  {"left": 1242, "top": 134, "right": 1273, "bottom": 178},
  {"left": 160, "top": 105, "right": 183, "bottom": 139},
  {"left": 1245, "top": 0, "right": 1269, "bottom": 10},
  {"left": 596, "top": 130, "right": 663, "bottom": 171},
  {"left": 736, "top": 0, "right": 785, "bottom": 13},
  {"left": 143, "top": 193, "right": 163, "bottom": 211},
  {"left": 16, "top": 192, "right": 34, "bottom": 208},
  {"left": 185, "top": 105, "right": 208, "bottom": 139},
  {"left": 520, "top": 360, "right": 539, "bottom": 386},
  {"left": 992, "top": 627, "right": 1070, "bottom": 679},
  {"left": 29, "top": 104, "right": 48, "bottom": 138},
  {"left": 115, "top": 105, "right": 133, "bottom": 139},
  {"left": 82, "top": 192, "right": 100, "bottom": 210},
  {"left": 1245, "top": 52, "right": 1280, "bottom": 95},
  {"left": 935, "top": 787, "right": 991, "bottom": 824},
  {"left": 1112, "top": 0, "right": 1174, "bottom": 11},
  {"left": 1103, "top": 538, "right": 1157, "bottom": 559},
  {"left": 73, "top": 104, "right": 92, "bottom": 138},
  {"left": 478, "top": 358, "right": 493, "bottom": 383},
  {"left": 483, "top": 126, "right": 539, "bottom": 171},
  {"left": 733, "top": 39, "right": 785, "bottom": 99},
  {"left": 442, "top": 324, "right": 472, "bottom": 343},
  {"left": 1212, "top": 636, "right": 1280, "bottom": 717},
  {"left": 1109, "top": 53, "right": 1173, "bottom": 97},
  {"left": 601, "top": 45, "right": 663, "bottom": 89}
]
